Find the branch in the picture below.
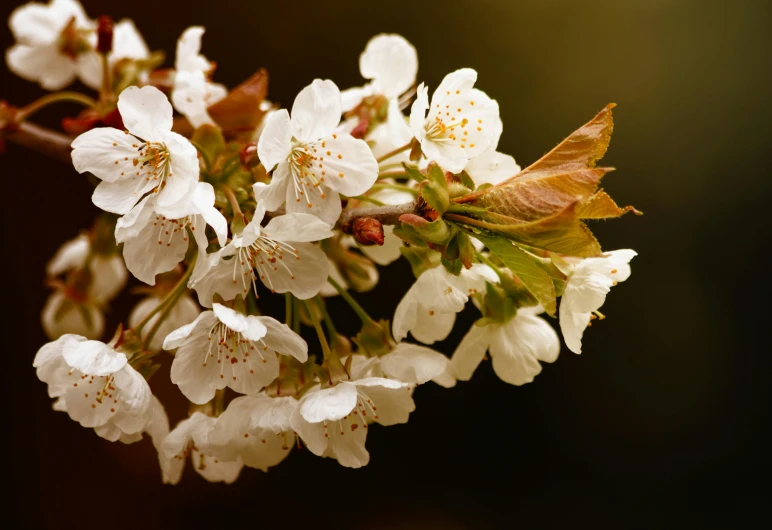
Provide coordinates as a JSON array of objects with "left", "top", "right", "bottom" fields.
[
  {"left": 1, "top": 121, "right": 73, "bottom": 164},
  {"left": 2, "top": 120, "right": 420, "bottom": 226}
]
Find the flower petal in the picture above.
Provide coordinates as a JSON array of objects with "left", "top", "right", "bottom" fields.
[
  {"left": 71, "top": 127, "right": 142, "bottom": 183},
  {"left": 257, "top": 109, "right": 292, "bottom": 171},
  {"left": 253, "top": 161, "right": 291, "bottom": 212},
  {"left": 62, "top": 340, "right": 127, "bottom": 376},
  {"left": 290, "top": 79, "right": 341, "bottom": 142},
  {"left": 359, "top": 34, "right": 417, "bottom": 99},
  {"left": 118, "top": 86, "right": 173, "bottom": 139},
  {"left": 258, "top": 317, "right": 308, "bottom": 362},
  {"left": 262, "top": 213, "right": 334, "bottom": 243},
  {"left": 310, "top": 134, "right": 378, "bottom": 197},
  {"left": 299, "top": 384, "right": 358, "bottom": 423},
  {"left": 212, "top": 303, "right": 267, "bottom": 341}
]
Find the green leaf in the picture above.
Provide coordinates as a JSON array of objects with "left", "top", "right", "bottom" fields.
[
  {"left": 441, "top": 254, "right": 462, "bottom": 276},
  {"left": 401, "top": 163, "right": 426, "bottom": 182},
  {"left": 421, "top": 162, "right": 450, "bottom": 214},
  {"left": 476, "top": 234, "right": 558, "bottom": 317}
]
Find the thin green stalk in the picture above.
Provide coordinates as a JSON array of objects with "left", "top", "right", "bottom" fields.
[
  {"left": 16, "top": 91, "right": 97, "bottom": 121},
  {"left": 291, "top": 296, "right": 301, "bottom": 334},
  {"left": 304, "top": 300, "right": 332, "bottom": 359},
  {"left": 285, "top": 293, "right": 293, "bottom": 325},
  {"left": 327, "top": 276, "right": 373, "bottom": 325},
  {"left": 315, "top": 296, "right": 338, "bottom": 339},
  {"left": 376, "top": 141, "right": 412, "bottom": 164},
  {"left": 134, "top": 254, "right": 197, "bottom": 335},
  {"left": 377, "top": 171, "right": 410, "bottom": 180},
  {"left": 370, "top": 183, "right": 419, "bottom": 195}
]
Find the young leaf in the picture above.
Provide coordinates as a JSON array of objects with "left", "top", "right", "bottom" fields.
[
  {"left": 401, "top": 162, "right": 426, "bottom": 182},
  {"left": 448, "top": 104, "right": 622, "bottom": 257},
  {"left": 421, "top": 162, "right": 450, "bottom": 214},
  {"left": 580, "top": 189, "right": 642, "bottom": 219},
  {"left": 476, "top": 234, "right": 558, "bottom": 317}
]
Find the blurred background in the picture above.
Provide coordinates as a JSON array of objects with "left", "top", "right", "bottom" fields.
[{"left": 2, "top": 0, "right": 770, "bottom": 528}]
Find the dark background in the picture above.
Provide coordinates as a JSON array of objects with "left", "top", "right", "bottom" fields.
[{"left": 2, "top": 0, "right": 770, "bottom": 528}]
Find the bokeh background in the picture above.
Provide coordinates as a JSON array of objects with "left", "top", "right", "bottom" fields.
[{"left": 2, "top": 0, "right": 770, "bottom": 528}]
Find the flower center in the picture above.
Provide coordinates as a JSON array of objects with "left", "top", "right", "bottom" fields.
[
  {"left": 232, "top": 236, "right": 300, "bottom": 295},
  {"left": 203, "top": 321, "right": 270, "bottom": 380},
  {"left": 133, "top": 140, "right": 174, "bottom": 191},
  {"left": 152, "top": 214, "right": 195, "bottom": 247},
  {"left": 288, "top": 143, "right": 328, "bottom": 208}
]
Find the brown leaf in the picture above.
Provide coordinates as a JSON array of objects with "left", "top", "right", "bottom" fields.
[
  {"left": 580, "top": 189, "right": 642, "bottom": 219},
  {"left": 448, "top": 104, "right": 623, "bottom": 257}
]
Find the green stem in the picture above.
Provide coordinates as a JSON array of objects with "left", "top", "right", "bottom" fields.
[
  {"left": 315, "top": 296, "right": 338, "bottom": 339},
  {"left": 285, "top": 293, "right": 293, "bottom": 325},
  {"left": 304, "top": 300, "right": 332, "bottom": 359},
  {"left": 377, "top": 171, "right": 410, "bottom": 181},
  {"left": 16, "top": 92, "right": 97, "bottom": 121},
  {"left": 134, "top": 254, "right": 197, "bottom": 335},
  {"left": 376, "top": 141, "right": 412, "bottom": 164},
  {"left": 327, "top": 276, "right": 373, "bottom": 325},
  {"left": 291, "top": 296, "right": 301, "bottom": 334},
  {"left": 370, "top": 183, "right": 419, "bottom": 195}
]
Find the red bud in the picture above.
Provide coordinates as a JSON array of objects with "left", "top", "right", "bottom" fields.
[
  {"left": 97, "top": 16, "right": 113, "bottom": 55},
  {"left": 239, "top": 142, "right": 258, "bottom": 168},
  {"left": 352, "top": 218, "right": 384, "bottom": 246}
]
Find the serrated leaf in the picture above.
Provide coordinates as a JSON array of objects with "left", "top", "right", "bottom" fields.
[
  {"left": 580, "top": 189, "right": 642, "bottom": 219},
  {"left": 448, "top": 105, "right": 621, "bottom": 257},
  {"left": 476, "top": 234, "right": 557, "bottom": 317},
  {"left": 422, "top": 163, "right": 450, "bottom": 214},
  {"left": 401, "top": 163, "right": 426, "bottom": 182}
]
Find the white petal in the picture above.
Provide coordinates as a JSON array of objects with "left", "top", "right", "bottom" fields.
[
  {"left": 253, "top": 161, "right": 291, "bottom": 212},
  {"left": 257, "top": 317, "right": 308, "bottom": 362},
  {"left": 257, "top": 242, "right": 329, "bottom": 299},
  {"left": 6, "top": 43, "right": 77, "bottom": 90},
  {"left": 359, "top": 34, "right": 417, "bottom": 99},
  {"left": 121, "top": 210, "right": 190, "bottom": 285},
  {"left": 450, "top": 323, "right": 492, "bottom": 381},
  {"left": 163, "top": 311, "right": 215, "bottom": 350},
  {"left": 489, "top": 313, "right": 560, "bottom": 385},
  {"left": 262, "top": 213, "right": 334, "bottom": 243},
  {"left": 91, "top": 174, "right": 157, "bottom": 215},
  {"left": 192, "top": 182, "right": 228, "bottom": 246},
  {"left": 559, "top": 302, "right": 591, "bottom": 355},
  {"left": 355, "top": 378, "right": 415, "bottom": 426},
  {"left": 71, "top": 127, "right": 142, "bottom": 183},
  {"left": 62, "top": 340, "right": 127, "bottom": 376},
  {"left": 328, "top": 424, "right": 369, "bottom": 468},
  {"left": 111, "top": 19, "right": 149, "bottom": 62},
  {"left": 46, "top": 234, "right": 89, "bottom": 276},
  {"left": 212, "top": 303, "right": 267, "bottom": 341},
  {"left": 290, "top": 79, "right": 341, "bottom": 142},
  {"left": 88, "top": 254, "right": 128, "bottom": 302},
  {"left": 41, "top": 292, "right": 104, "bottom": 341},
  {"left": 257, "top": 109, "right": 292, "bottom": 171},
  {"left": 380, "top": 343, "right": 451, "bottom": 385},
  {"left": 299, "top": 384, "right": 358, "bottom": 423},
  {"left": 310, "top": 134, "right": 378, "bottom": 197},
  {"left": 284, "top": 187, "right": 342, "bottom": 227},
  {"left": 361, "top": 225, "right": 403, "bottom": 266},
  {"left": 175, "top": 26, "right": 209, "bottom": 73},
  {"left": 409, "top": 83, "right": 429, "bottom": 143},
  {"left": 194, "top": 453, "right": 243, "bottom": 484},
  {"left": 118, "top": 86, "right": 173, "bottom": 139},
  {"left": 465, "top": 149, "right": 520, "bottom": 187},
  {"left": 410, "top": 308, "right": 456, "bottom": 345},
  {"left": 110, "top": 365, "right": 153, "bottom": 434}
]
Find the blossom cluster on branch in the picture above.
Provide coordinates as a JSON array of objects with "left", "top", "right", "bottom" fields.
[{"left": 2, "top": 0, "right": 641, "bottom": 483}]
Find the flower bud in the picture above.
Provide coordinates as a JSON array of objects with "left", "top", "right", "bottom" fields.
[
  {"left": 351, "top": 218, "right": 384, "bottom": 246},
  {"left": 97, "top": 16, "right": 114, "bottom": 55},
  {"left": 239, "top": 142, "right": 258, "bottom": 168}
]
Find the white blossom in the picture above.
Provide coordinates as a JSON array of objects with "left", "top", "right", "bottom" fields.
[
  {"left": 351, "top": 342, "right": 456, "bottom": 389},
  {"left": 189, "top": 204, "right": 333, "bottom": 305},
  {"left": 78, "top": 18, "right": 150, "bottom": 90},
  {"left": 171, "top": 26, "right": 227, "bottom": 128},
  {"left": 556, "top": 249, "right": 637, "bottom": 354},
  {"left": 452, "top": 306, "right": 560, "bottom": 386},
  {"left": 410, "top": 68, "right": 500, "bottom": 173},
  {"left": 160, "top": 412, "right": 242, "bottom": 485},
  {"left": 33, "top": 334, "right": 153, "bottom": 442},
  {"left": 208, "top": 394, "right": 297, "bottom": 471},
  {"left": 340, "top": 34, "right": 417, "bottom": 161},
  {"left": 290, "top": 377, "right": 415, "bottom": 468},
  {"left": 393, "top": 264, "right": 498, "bottom": 344},
  {"left": 255, "top": 79, "right": 379, "bottom": 225},
  {"left": 164, "top": 304, "right": 308, "bottom": 404},
  {"left": 71, "top": 86, "right": 200, "bottom": 216},
  {"left": 5, "top": 0, "right": 96, "bottom": 90},
  {"left": 114, "top": 181, "right": 227, "bottom": 285},
  {"left": 128, "top": 293, "right": 201, "bottom": 352}
]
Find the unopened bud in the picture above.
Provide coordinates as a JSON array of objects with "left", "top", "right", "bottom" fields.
[
  {"left": 352, "top": 218, "right": 384, "bottom": 246},
  {"left": 349, "top": 119, "right": 369, "bottom": 139},
  {"left": 239, "top": 142, "right": 258, "bottom": 168},
  {"left": 97, "top": 16, "right": 114, "bottom": 55}
]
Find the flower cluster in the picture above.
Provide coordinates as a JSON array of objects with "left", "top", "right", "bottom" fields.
[{"left": 5, "top": 0, "right": 640, "bottom": 482}]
